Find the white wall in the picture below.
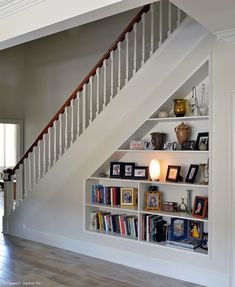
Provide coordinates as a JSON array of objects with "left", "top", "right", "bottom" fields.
[{"left": 23, "top": 8, "right": 137, "bottom": 149}]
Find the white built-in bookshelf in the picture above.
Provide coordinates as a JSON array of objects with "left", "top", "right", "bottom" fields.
[{"left": 85, "top": 60, "right": 210, "bottom": 256}]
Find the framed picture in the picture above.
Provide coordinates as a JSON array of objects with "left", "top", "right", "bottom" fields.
[
  {"left": 166, "top": 165, "right": 181, "bottom": 182},
  {"left": 181, "top": 140, "right": 196, "bottom": 150},
  {"left": 130, "top": 140, "right": 143, "bottom": 150},
  {"left": 170, "top": 218, "right": 188, "bottom": 241},
  {"left": 110, "top": 162, "right": 123, "bottom": 178},
  {"left": 145, "top": 191, "right": 161, "bottom": 211},
  {"left": 133, "top": 166, "right": 149, "bottom": 180},
  {"left": 120, "top": 188, "right": 137, "bottom": 206},
  {"left": 189, "top": 220, "right": 203, "bottom": 239},
  {"left": 192, "top": 196, "right": 208, "bottom": 218},
  {"left": 163, "top": 142, "right": 177, "bottom": 150},
  {"left": 201, "top": 232, "right": 208, "bottom": 250},
  {"left": 185, "top": 164, "right": 199, "bottom": 183},
  {"left": 122, "top": 163, "right": 135, "bottom": 179},
  {"left": 195, "top": 132, "right": 209, "bottom": 150}
]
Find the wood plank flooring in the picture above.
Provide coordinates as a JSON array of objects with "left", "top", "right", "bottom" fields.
[{"left": 0, "top": 191, "right": 204, "bottom": 287}]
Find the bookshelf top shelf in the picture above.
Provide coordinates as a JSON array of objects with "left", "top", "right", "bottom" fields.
[
  {"left": 116, "top": 149, "right": 209, "bottom": 153},
  {"left": 147, "top": 116, "right": 209, "bottom": 122},
  {"left": 88, "top": 177, "right": 209, "bottom": 188}
]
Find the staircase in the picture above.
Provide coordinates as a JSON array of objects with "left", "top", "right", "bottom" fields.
[{"left": 2, "top": 0, "right": 209, "bottom": 238}]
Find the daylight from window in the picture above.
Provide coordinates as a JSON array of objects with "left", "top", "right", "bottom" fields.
[{"left": 0, "top": 123, "right": 17, "bottom": 169}]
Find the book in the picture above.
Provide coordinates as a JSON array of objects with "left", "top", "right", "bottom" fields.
[{"left": 167, "top": 237, "right": 202, "bottom": 249}]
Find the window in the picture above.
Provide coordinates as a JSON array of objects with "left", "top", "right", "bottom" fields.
[{"left": 0, "top": 123, "right": 17, "bottom": 169}]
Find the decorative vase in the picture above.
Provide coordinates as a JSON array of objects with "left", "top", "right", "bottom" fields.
[
  {"left": 198, "top": 83, "right": 208, "bottom": 116},
  {"left": 186, "top": 189, "right": 192, "bottom": 214},
  {"left": 173, "top": 99, "right": 187, "bottom": 117},
  {"left": 174, "top": 122, "right": 190, "bottom": 145},
  {"left": 150, "top": 132, "right": 166, "bottom": 150}
]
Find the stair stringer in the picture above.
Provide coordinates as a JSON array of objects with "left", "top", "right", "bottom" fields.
[{"left": 5, "top": 20, "right": 226, "bottom": 287}]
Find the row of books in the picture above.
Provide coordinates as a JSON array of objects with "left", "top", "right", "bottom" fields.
[
  {"left": 91, "top": 185, "right": 120, "bottom": 205},
  {"left": 142, "top": 214, "right": 167, "bottom": 243},
  {"left": 90, "top": 211, "right": 138, "bottom": 238}
]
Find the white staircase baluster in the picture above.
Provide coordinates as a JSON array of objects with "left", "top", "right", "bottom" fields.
[
  {"left": 89, "top": 77, "right": 93, "bottom": 123},
  {"left": 70, "top": 99, "right": 75, "bottom": 144},
  {"left": 4, "top": 175, "right": 14, "bottom": 217},
  {"left": 141, "top": 13, "right": 146, "bottom": 66},
  {"left": 103, "top": 59, "right": 107, "bottom": 107},
  {"left": 177, "top": 7, "right": 181, "bottom": 26},
  {"left": 53, "top": 121, "right": 57, "bottom": 164},
  {"left": 133, "top": 23, "right": 137, "bottom": 75},
  {"left": 110, "top": 51, "right": 114, "bottom": 99},
  {"left": 159, "top": 0, "right": 163, "bottom": 47},
  {"left": 48, "top": 126, "right": 52, "bottom": 168},
  {"left": 118, "top": 42, "right": 121, "bottom": 91},
  {"left": 15, "top": 169, "right": 20, "bottom": 207},
  {"left": 168, "top": 1, "right": 172, "bottom": 37},
  {"left": 28, "top": 152, "right": 32, "bottom": 192},
  {"left": 83, "top": 84, "right": 87, "bottom": 131},
  {"left": 59, "top": 113, "right": 63, "bottom": 157},
  {"left": 150, "top": 4, "right": 154, "bottom": 56},
  {"left": 64, "top": 107, "right": 69, "bottom": 150},
  {"left": 24, "top": 160, "right": 28, "bottom": 198},
  {"left": 125, "top": 33, "right": 129, "bottom": 84},
  {"left": 43, "top": 134, "right": 47, "bottom": 175},
  {"left": 76, "top": 92, "right": 81, "bottom": 138},
  {"left": 38, "top": 140, "right": 41, "bottom": 179},
  {"left": 96, "top": 68, "right": 100, "bottom": 115},
  {"left": 19, "top": 165, "right": 23, "bottom": 203},
  {"left": 33, "top": 147, "right": 37, "bottom": 185}
]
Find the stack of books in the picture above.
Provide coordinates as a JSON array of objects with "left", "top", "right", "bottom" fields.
[{"left": 91, "top": 185, "right": 120, "bottom": 205}]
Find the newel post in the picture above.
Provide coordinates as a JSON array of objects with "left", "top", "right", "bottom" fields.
[{"left": 2, "top": 169, "right": 14, "bottom": 234}]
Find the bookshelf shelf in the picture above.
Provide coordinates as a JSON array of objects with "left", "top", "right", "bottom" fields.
[
  {"left": 86, "top": 203, "right": 138, "bottom": 213},
  {"left": 147, "top": 115, "right": 209, "bottom": 122}
]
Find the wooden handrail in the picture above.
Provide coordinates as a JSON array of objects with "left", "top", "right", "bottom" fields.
[{"left": 11, "top": 4, "right": 150, "bottom": 175}]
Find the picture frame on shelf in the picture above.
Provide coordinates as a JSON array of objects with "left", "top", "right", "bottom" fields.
[
  {"left": 122, "top": 163, "right": 135, "bottom": 179},
  {"left": 185, "top": 164, "right": 199, "bottom": 183},
  {"left": 201, "top": 232, "right": 208, "bottom": 250},
  {"left": 189, "top": 220, "right": 203, "bottom": 239},
  {"left": 170, "top": 218, "right": 188, "bottom": 241},
  {"left": 195, "top": 132, "right": 209, "bottom": 151},
  {"left": 130, "top": 140, "right": 143, "bottom": 150},
  {"left": 163, "top": 142, "right": 177, "bottom": 151},
  {"left": 181, "top": 140, "right": 196, "bottom": 150},
  {"left": 120, "top": 188, "right": 137, "bottom": 206},
  {"left": 110, "top": 162, "right": 123, "bottom": 178},
  {"left": 165, "top": 165, "right": 181, "bottom": 182},
  {"left": 133, "top": 166, "right": 149, "bottom": 180},
  {"left": 145, "top": 191, "right": 161, "bottom": 211},
  {"left": 192, "top": 196, "right": 208, "bottom": 218}
]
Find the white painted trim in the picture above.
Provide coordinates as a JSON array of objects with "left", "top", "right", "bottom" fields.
[
  {"left": 228, "top": 91, "right": 235, "bottom": 287},
  {"left": 215, "top": 28, "right": 235, "bottom": 45},
  {"left": 0, "top": 0, "right": 44, "bottom": 19}
]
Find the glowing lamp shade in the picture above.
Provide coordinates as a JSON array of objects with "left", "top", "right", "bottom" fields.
[{"left": 149, "top": 159, "right": 160, "bottom": 181}]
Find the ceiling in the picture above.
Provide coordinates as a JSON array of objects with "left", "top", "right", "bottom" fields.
[{"left": 1, "top": 0, "right": 235, "bottom": 50}]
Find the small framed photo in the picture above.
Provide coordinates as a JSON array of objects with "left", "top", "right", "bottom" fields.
[
  {"left": 130, "top": 140, "right": 143, "bottom": 150},
  {"left": 201, "top": 232, "right": 208, "bottom": 250},
  {"left": 170, "top": 218, "right": 188, "bottom": 241},
  {"left": 133, "top": 166, "right": 149, "bottom": 180},
  {"left": 166, "top": 165, "right": 181, "bottom": 182},
  {"left": 189, "top": 220, "right": 203, "bottom": 239},
  {"left": 163, "top": 142, "right": 177, "bottom": 150},
  {"left": 120, "top": 188, "right": 137, "bottom": 206},
  {"left": 192, "top": 196, "right": 208, "bottom": 218},
  {"left": 181, "top": 140, "right": 196, "bottom": 150},
  {"left": 110, "top": 162, "right": 123, "bottom": 178},
  {"left": 185, "top": 164, "right": 199, "bottom": 184},
  {"left": 195, "top": 132, "right": 209, "bottom": 151},
  {"left": 122, "top": 163, "right": 135, "bottom": 179},
  {"left": 145, "top": 191, "right": 161, "bottom": 211}
]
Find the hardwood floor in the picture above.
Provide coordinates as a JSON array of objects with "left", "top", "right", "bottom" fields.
[{"left": 0, "top": 191, "right": 204, "bottom": 287}]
